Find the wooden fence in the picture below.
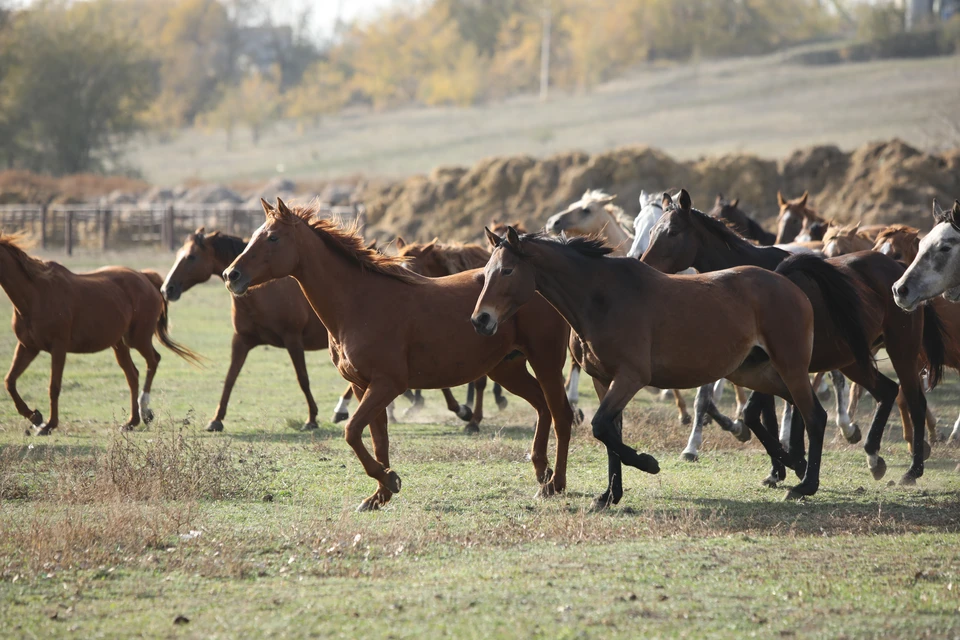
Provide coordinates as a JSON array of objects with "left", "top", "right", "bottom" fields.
[{"left": 0, "top": 202, "right": 364, "bottom": 254}]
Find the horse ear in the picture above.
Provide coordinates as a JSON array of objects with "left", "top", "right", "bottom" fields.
[
  {"left": 730, "top": 198, "right": 739, "bottom": 208},
  {"left": 276, "top": 197, "right": 292, "bottom": 216},
  {"left": 395, "top": 236, "right": 406, "bottom": 249},
  {"left": 777, "top": 191, "right": 787, "bottom": 207},
  {"left": 195, "top": 226, "right": 205, "bottom": 237},
  {"left": 933, "top": 199, "right": 948, "bottom": 224},
  {"left": 954, "top": 200, "right": 960, "bottom": 219},
  {"left": 640, "top": 190, "right": 648, "bottom": 202},
  {"left": 422, "top": 238, "right": 437, "bottom": 252},
  {"left": 799, "top": 191, "right": 809, "bottom": 207},
  {"left": 715, "top": 193, "right": 724, "bottom": 206},
  {"left": 661, "top": 192, "right": 673, "bottom": 209},
  {"left": 484, "top": 226, "right": 501, "bottom": 248},
  {"left": 678, "top": 189, "right": 692, "bottom": 211},
  {"left": 506, "top": 226, "right": 522, "bottom": 249},
  {"left": 260, "top": 197, "right": 274, "bottom": 215}
]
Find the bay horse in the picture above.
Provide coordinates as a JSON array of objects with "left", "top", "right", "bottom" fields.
[
  {"left": 394, "top": 236, "right": 509, "bottom": 429},
  {"left": 223, "top": 199, "right": 574, "bottom": 511},
  {"left": 162, "top": 228, "right": 353, "bottom": 431},
  {"left": 775, "top": 191, "right": 824, "bottom": 244},
  {"left": 0, "top": 234, "right": 200, "bottom": 435},
  {"left": 641, "top": 191, "right": 943, "bottom": 487},
  {"left": 473, "top": 224, "right": 829, "bottom": 506},
  {"left": 708, "top": 194, "right": 777, "bottom": 246}
]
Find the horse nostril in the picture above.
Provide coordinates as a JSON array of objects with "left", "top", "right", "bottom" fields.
[
  {"left": 227, "top": 270, "right": 240, "bottom": 282},
  {"left": 895, "top": 284, "right": 908, "bottom": 298},
  {"left": 475, "top": 312, "right": 490, "bottom": 326}
]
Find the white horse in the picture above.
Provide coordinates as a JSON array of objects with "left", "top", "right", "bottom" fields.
[
  {"left": 546, "top": 190, "right": 634, "bottom": 256},
  {"left": 894, "top": 199, "right": 960, "bottom": 312}
]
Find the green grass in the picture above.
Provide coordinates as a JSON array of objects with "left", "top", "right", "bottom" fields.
[{"left": 1, "top": 249, "right": 960, "bottom": 638}]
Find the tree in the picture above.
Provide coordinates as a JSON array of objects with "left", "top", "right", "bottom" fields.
[
  {"left": 203, "top": 66, "right": 281, "bottom": 147},
  {"left": 285, "top": 60, "right": 348, "bottom": 131},
  {"left": 0, "top": 1, "right": 156, "bottom": 174}
]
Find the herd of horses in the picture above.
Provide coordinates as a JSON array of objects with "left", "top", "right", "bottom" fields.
[{"left": 3, "top": 186, "right": 960, "bottom": 512}]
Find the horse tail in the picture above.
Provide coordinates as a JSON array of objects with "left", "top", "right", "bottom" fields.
[
  {"left": 143, "top": 270, "right": 204, "bottom": 367},
  {"left": 922, "top": 304, "right": 946, "bottom": 389},
  {"left": 776, "top": 254, "right": 875, "bottom": 379}
]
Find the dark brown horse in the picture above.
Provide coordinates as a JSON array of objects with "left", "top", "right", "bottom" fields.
[
  {"left": 0, "top": 234, "right": 200, "bottom": 434},
  {"left": 473, "top": 223, "right": 835, "bottom": 506},
  {"left": 223, "top": 199, "right": 574, "bottom": 511},
  {"left": 709, "top": 195, "right": 776, "bottom": 245},
  {"left": 641, "top": 192, "right": 942, "bottom": 487}
]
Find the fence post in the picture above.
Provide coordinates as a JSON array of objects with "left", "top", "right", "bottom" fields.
[
  {"left": 40, "top": 204, "right": 48, "bottom": 249},
  {"left": 64, "top": 210, "right": 74, "bottom": 256},
  {"left": 100, "top": 208, "right": 112, "bottom": 252},
  {"left": 166, "top": 205, "right": 176, "bottom": 251}
]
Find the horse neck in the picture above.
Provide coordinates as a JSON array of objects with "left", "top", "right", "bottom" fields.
[
  {"left": 0, "top": 248, "right": 41, "bottom": 312},
  {"left": 288, "top": 228, "right": 369, "bottom": 338},
  {"left": 693, "top": 224, "right": 787, "bottom": 272},
  {"left": 600, "top": 211, "right": 631, "bottom": 254}
]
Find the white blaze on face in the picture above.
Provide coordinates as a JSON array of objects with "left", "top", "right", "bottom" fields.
[{"left": 878, "top": 241, "right": 894, "bottom": 256}]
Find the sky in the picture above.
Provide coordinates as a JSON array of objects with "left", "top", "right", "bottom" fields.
[{"left": 272, "top": 0, "right": 405, "bottom": 40}]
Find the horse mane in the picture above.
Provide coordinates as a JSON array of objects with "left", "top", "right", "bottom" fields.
[
  {"left": 273, "top": 203, "right": 422, "bottom": 285},
  {"left": 432, "top": 242, "right": 491, "bottom": 273},
  {"left": 515, "top": 231, "right": 614, "bottom": 259},
  {"left": 0, "top": 233, "right": 53, "bottom": 281},
  {"left": 684, "top": 206, "right": 763, "bottom": 255},
  {"left": 874, "top": 223, "right": 919, "bottom": 242},
  {"left": 197, "top": 231, "right": 247, "bottom": 264}
]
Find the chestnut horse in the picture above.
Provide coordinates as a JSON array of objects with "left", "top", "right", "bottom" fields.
[
  {"left": 473, "top": 224, "right": 829, "bottom": 506},
  {"left": 0, "top": 234, "right": 200, "bottom": 434},
  {"left": 223, "top": 199, "right": 574, "bottom": 511},
  {"left": 641, "top": 192, "right": 942, "bottom": 487},
  {"left": 775, "top": 191, "right": 824, "bottom": 244},
  {"left": 822, "top": 223, "right": 875, "bottom": 257}
]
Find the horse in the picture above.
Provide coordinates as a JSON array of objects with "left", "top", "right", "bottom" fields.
[
  {"left": 641, "top": 192, "right": 942, "bottom": 487},
  {"left": 161, "top": 227, "right": 366, "bottom": 431},
  {"left": 822, "top": 223, "right": 876, "bottom": 257},
  {"left": 473, "top": 221, "right": 830, "bottom": 506},
  {"left": 893, "top": 200, "right": 960, "bottom": 312},
  {"left": 0, "top": 234, "right": 200, "bottom": 435},
  {"left": 708, "top": 194, "right": 777, "bottom": 246},
  {"left": 490, "top": 219, "right": 529, "bottom": 237},
  {"left": 874, "top": 224, "right": 921, "bottom": 262},
  {"left": 545, "top": 189, "right": 634, "bottom": 256},
  {"left": 776, "top": 191, "right": 825, "bottom": 244},
  {"left": 223, "top": 199, "right": 575, "bottom": 511},
  {"left": 394, "top": 236, "right": 509, "bottom": 429}
]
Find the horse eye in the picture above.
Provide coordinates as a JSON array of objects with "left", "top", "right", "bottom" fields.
[
  {"left": 501, "top": 268, "right": 514, "bottom": 276},
  {"left": 268, "top": 235, "right": 279, "bottom": 243},
  {"left": 939, "top": 244, "right": 952, "bottom": 253},
  {"left": 186, "top": 254, "right": 196, "bottom": 261}
]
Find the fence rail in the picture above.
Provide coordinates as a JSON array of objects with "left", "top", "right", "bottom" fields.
[{"left": 0, "top": 202, "right": 364, "bottom": 253}]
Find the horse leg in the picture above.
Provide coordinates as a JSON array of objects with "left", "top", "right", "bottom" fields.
[
  {"left": 465, "top": 375, "right": 487, "bottom": 434},
  {"left": 740, "top": 392, "right": 791, "bottom": 487},
  {"left": 842, "top": 363, "right": 898, "bottom": 481},
  {"left": 591, "top": 378, "right": 622, "bottom": 508},
  {"left": 590, "top": 374, "right": 660, "bottom": 509},
  {"left": 526, "top": 349, "right": 575, "bottom": 497},
  {"left": 5, "top": 343, "right": 42, "bottom": 429},
  {"left": 359, "top": 407, "right": 395, "bottom": 511},
  {"left": 829, "top": 371, "right": 854, "bottom": 443},
  {"left": 208, "top": 333, "right": 253, "bottom": 432},
  {"left": 703, "top": 385, "right": 751, "bottom": 442},
  {"left": 565, "top": 360, "right": 580, "bottom": 406},
  {"left": 402, "top": 389, "right": 425, "bottom": 419},
  {"left": 848, "top": 382, "right": 864, "bottom": 428},
  {"left": 35, "top": 346, "right": 67, "bottom": 435},
  {"left": 672, "top": 389, "right": 691, "bottom": 425},
  {"left": 285, "top": 340, "right": 319, "bottom": 430},
  {"left": 734, "top": 385, "right": 748, "bottom": 421},
  {"left": 493, "top": 382, "right": 508, "bottom": 410},
  {"left": 783, "top": 382, "right": 827, "bottom": 500},
  {"left": 438, "top": 387, "right": 473, "bottom": 427},
  {"left": 889, "top": 354, "right": 929, "bottom": 486},
  {"left": 488, "top": 357, "right": 555, "bottom": 492},
  {"left": 135, "top": 344, "right": 160, "bottom": 425},
  {"left": 342, "top": 382, "right": 402, "bottom": 511},
  {"left": 333, "top": 386, "right": 352, "bottom": 423},
  {"left": 681, "top": 384, "right": 716, "bottom": 462},
  {"left": 113, "top": 343, "right": 141, "bottom": 431}
]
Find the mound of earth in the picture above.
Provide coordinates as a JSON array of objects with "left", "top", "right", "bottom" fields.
[{"left": 359, "top": 139, "right": 960, "bottom": 243}]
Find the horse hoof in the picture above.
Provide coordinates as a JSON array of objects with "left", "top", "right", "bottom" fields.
[
  {"left": 680, "top": 452, "right": 698, "bottom": 463},
  {"left": 332, "top": 411, "right": 349, "bottom": 424},
  {"left": 761, "top": 475, "right": 780, "bottom": 488},
  {"left": 463, "top": 421, "right": 480, "bottom": 434},
  {"left": 356, "top": 498, "right": 380, "bottom": 512},
  {"left": 783, "top": 485, "right": 815, "bottom": 501},
  {"left": 573, "top": 408, "right": 585, "bottom": 426},
  {"left": 637, "top": 453, "right": 660, "bottom": 474},
  {"left": 794, "top": 459, "right": 808, "bottom": 480},
  {"left": 140, "top": 408, "right": 155, "bottom": 425},
  {"left": 734, "top": 421, "right": 751, "bottom": 443},
  {"left": 29, "top": 410, "right": 43, "bottom": 427},
  {"left": 119, "top": 423, "right": 136, "bottom": 432},
  {"left": 456, "top": 404, "right": 473, "bottom": 422},
  {"left": 844, "top": 424, "right": 862, "bottom": 445},
  {"left": 37, "top": 424, "right": 53, "bottom": 436},
  {"left": 899, "top": 473, "right": 918, "bottom": 486},
  {"left": 591, "top": 494, "right": 613, "bottom": 511},
  {"left": 922, "top": 440, "right": 931, "bottom": 461},
  {"left": 680, "top": 414, "right": 692, "bottom": 426},
  {"left": 538, "top": 467, "right": 554, "bottom": 485},
  {"left": 869, "top": 456, "right": 887, "bottom": 481},
  {"left": 206, "top": 420, "right": 224, "bottom": 432},
  {"left": 537, "top": 481, "right": 557, "bottom": 499},
  {"left": 383, "top": 469, "right": 402, "bottom": 494},
  {"left": 304, "top": 421, "right": 319, "bottom": 430},
  {"left": 496, "top": 397, "right": 508, "bottom": 410}
]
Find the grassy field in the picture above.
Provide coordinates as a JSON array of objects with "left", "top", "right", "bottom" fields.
[
  {"left": 124, "top": 52, "right": 960, "bottom": 185},
  {"left": 1, "top": 250, "right": 960, "bottom": 638}
]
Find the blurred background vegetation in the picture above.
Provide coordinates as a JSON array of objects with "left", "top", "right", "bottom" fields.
[{"left": 0, "top": 0, "right": 957, "bottom": 177}]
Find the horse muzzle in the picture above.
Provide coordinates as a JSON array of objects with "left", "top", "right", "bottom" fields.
[
  {"left": 892, "top": 281, "right": 920, "bottom": 313},
  {"left": 161, "top": 282, "right": 181, "bottom": 302},
  {"left": 223, "top": 268, "right": 250, "bottom": 296},
  {"left": 471, "top": 311, "right": 498, "bottom": 337}
]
